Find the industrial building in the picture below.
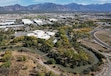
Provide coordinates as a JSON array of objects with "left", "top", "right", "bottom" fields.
[
  {"left": 22, "top": 19, "right": 33, "bottom": 25},
  {"left": 0, "top": 24, "right": 24, "bottom": 28},
  {"left": 49, "top": 18, "right": 58, "bottom": 22},
  {"left": 0, "top": 20, "right": 15, "bottom": 25},
  {"left": 27, "top": 30, "right": 55, "bottom": 40},
  {"left": 33, "top": 19, "right": 43, "bottom": 25}
]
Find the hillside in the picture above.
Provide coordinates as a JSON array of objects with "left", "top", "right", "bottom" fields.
[{"left": 0, "top": 3, "right": 111, "bottom": 12}]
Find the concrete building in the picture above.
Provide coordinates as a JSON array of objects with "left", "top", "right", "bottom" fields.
[
  {"left": 33, "top": 19, "right": 43, "bottom": 25},
  {"left": 49, "top": 18, "right": 58, "bottom": 22},
  {"left": 0, "top": 24, "right": 24, "bottom": 28},
  {"left": 27, "top": 30, "right": 55, "bottom": 40},
  {"left": 0, "top": 20, "right": 15, "bottom": 25},
  {"left": 22, "top": 19, "right": 33, "bottom": 25}
]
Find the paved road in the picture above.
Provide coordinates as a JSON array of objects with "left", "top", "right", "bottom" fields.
[
  {"left": 91, "top": 27, "right": 111, "bottom": 76},
  {"left": 93, "top": 31, "right": 111, "bottom": 49}
]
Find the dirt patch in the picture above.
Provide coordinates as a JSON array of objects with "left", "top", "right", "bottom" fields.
[
  {"left": 96, "top": 30, "right": 111, "bottom": 46},
  {"left": 81, "top": 39, "right": 108, "bottom": 52},
  {"left": 8, "top": 51, "right": 36, "bottom": 76}
]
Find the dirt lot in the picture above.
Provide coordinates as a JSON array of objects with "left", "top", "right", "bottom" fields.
[
  {"left": 80, "top": 39, "right": 108, "bottom": 52},
  {"left": 96, "top": 30, "right": 111, "bottom": 46}
]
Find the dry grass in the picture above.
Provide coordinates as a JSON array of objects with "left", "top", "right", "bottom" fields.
[
  {"left": 96, "top": 30, "right": 111, "bottom": 46},
  {"left": 0, "top": 51, "right": 61, "bottom": 76},
  {"left": 80, "top": 39, "right": 107, "bottom": 52},
  {"left": 8, "top": 51, "right": 36, "bottom": 76},
  {"left": 0, "top": 51, "right": 40, "bottom": 76},
  {"left": 0, "top": 52, "right": 5, "bottom": 66}
]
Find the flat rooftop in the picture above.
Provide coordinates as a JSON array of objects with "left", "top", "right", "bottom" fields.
[
  {"left": 22, "top": 19, "right": 33, "bottom": 24},
  {"left": 27, "top": 30, "right": 55, "bottom": 40}
]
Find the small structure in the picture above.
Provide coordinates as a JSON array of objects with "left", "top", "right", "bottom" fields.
[
  {"left": 22, "top": 19, "right": 33, "bottom": 25},
  {"left": 49, "top": 18, "right": 58, "bottom": 22},
  {"left": 53, "top": 39, "right": 57, "bottom": 44}
]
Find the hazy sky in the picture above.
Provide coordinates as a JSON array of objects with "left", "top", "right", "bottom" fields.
[{"left": 0, "top": 0, "right": 111, "bottom": 6}]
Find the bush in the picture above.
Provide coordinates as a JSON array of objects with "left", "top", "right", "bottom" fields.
[
  {"left": 82, "top": 68, "right": 91, "bottom": 74},
  {"left": 46, "top": 71, "right": 56, "bottom": 76},
  {"left": 17, "top": 56, "right": 27, "bottom": 62},
  {"left": 47, "top": 58, "right": 56, "bottom": 64},
  {"left": 1, "top": 61, "right": 11, "bottom": 68},
  {"left": 37, "top": 71, "right": 45, "bottom": 76},
  {"left": 2, "top": 50, "right": 12, "bottom": 62}
]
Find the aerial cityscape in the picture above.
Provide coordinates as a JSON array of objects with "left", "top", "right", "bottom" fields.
[{"left": 0, "top": 0, "right": 111, "bottom": 76}]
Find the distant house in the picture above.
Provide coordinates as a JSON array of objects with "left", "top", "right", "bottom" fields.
[{"left": 22, "top": 19, "right": 33, "bottom": 25}]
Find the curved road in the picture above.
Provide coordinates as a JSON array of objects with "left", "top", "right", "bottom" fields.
[{"left": 91, "top": 27, "right": 111, "bottom": 76}]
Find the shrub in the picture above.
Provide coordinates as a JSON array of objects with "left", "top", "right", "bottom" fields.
[
  {"left": 1, "top": 61, "right": 11, "bottom": 68},
  {"left": 47, "top": 58, "right": 56, "bottom": 64},
  {"left": 17, "top": 56, "right": 27, "bottom": 62},
  {"left": 2, "top": 50, "right": 12, "bottom": 62}
]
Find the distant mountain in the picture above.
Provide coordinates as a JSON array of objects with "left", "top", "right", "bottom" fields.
[{"left": 0, "top": 3, "right": 111, "bottom": 13}]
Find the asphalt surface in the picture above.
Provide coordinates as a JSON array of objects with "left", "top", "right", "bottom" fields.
[{"left": 91, "top": 27, "right": 111, "bottom": 76}]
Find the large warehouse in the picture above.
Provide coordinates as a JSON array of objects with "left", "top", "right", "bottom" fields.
[
  {"left": 27, "top": 30, "right": 55, "bottom": 40},
  {"left": 33, "top": 19, "right": 43, "bottom": 25},
  {"left": 22, "top": 19, "right": 33, "bottom": 25}
]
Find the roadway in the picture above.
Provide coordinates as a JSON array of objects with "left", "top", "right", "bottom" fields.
[
  {"left": 91, "top": 30, "right": 111, "bottom": 50},
  {"left": 91, "top": 26, "right": 111, "bottom": 76}
]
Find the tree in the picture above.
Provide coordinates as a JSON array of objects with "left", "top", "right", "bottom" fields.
[
  {"left": 2, "top": 50, "right": 12, "bottom": 62},
  {"left": 79, "top": 50, "right": 88, "bottom": 61},
  {"left": 55, "top": 40, "right": 62, "bottom": 48}
]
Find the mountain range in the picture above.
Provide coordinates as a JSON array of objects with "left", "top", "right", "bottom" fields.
[{"left": 0, "top": 3, "right": 111, "bottom": 13}]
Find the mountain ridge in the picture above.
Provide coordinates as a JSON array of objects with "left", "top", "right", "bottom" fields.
[{"left": 0, "top": 3, "right": 111, "bottom": 12}]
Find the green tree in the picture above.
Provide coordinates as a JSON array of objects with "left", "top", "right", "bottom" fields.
[{"left": 2, "top": 50, "right": 12, "bottom": 62}]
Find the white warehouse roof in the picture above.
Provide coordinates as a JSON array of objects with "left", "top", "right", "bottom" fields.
[
  {"left": 0, "top": 22, "right": 15, "bottom": 25},
  {"left": 0, "top": 24, "right": 24, "bottom": 28},
  {"left": 0, "top": 19, "right": 15, "bottom": 25},
  {"left": 49, "top": 18, "right": 58, "bottom": 22},
  {"left": 33, "top": 19, "right": 43, "bottom": 25},
  {"left": 27, "top": 30, "right": 55, "bottom": 40},
  {"left": 5, "top": 20, "right": 16, "bottom": 22},
  {"left": 22, "top": 19, "right": 33, "bottom": 25}
]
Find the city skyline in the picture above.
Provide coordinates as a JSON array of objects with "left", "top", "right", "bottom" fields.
[{"left": 0, "top": 0, "right": 111, "bottom": 6}]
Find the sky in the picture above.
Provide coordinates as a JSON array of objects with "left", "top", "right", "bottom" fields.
[{"left": 0, "top": 0, "right": 111, "bottom": 6}]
